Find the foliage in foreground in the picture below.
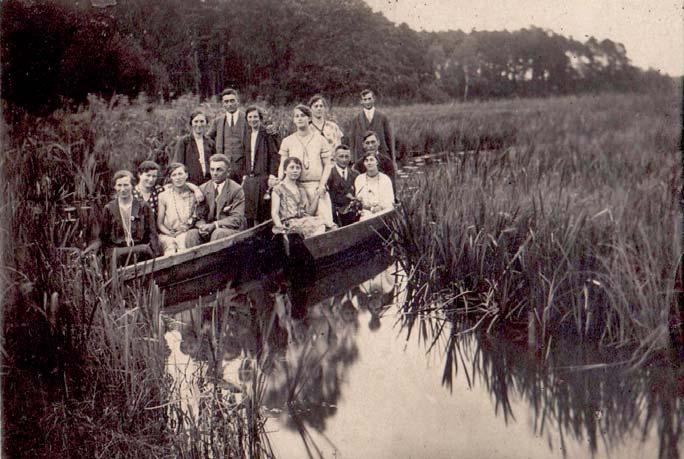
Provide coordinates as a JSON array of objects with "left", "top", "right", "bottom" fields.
[
  {"left": 391, "top": 91, "right": 681, "bottom": 359},
  {"left": 0, "top": 122, "right": 269, "bottom": 456}
]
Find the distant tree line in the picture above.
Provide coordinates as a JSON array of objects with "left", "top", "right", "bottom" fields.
[{"left": 1, "top": 0, "right": 676, "bottom": 114}]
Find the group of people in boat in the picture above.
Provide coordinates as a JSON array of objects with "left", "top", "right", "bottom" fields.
[{"left": 86, "top": 88, "right": 397, "bottom": 266}]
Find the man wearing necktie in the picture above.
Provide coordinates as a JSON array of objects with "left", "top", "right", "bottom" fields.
[
  {"left": 327, "top": 144, "right": 359, "bottom": 227},
  {"left": 347, "top": 89, "right": 396, "bottom": 169},
  {"left": 195, "top": 154, "right": 246, "bottom": 242},
  {"left": 208, "top": 88, "right": 247, "bottom": 183}
]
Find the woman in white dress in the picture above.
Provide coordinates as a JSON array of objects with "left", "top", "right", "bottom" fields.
[
  {"left": 354, "top": 152, "right": 394, "bottom": 221},
  {"left": 277, "top": 104, "right": 334, "bottom": 228}
]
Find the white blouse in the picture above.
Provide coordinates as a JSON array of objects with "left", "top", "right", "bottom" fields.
[{"left": 354, "top": 172, "right": 394, "bottom": 219}]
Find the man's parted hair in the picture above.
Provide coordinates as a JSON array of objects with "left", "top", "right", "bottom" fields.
[
  {"left": 209, "top": 154, "right": 230, "bottom": 166},
  {"left": 220, "top": 88, "right": 239, "bottom": 99},
  {"left": 362, "top": 130, "right": 379, "bottom": 142},
  {"left": 360, "top": 89, "right": 374, "bottom": 98}
]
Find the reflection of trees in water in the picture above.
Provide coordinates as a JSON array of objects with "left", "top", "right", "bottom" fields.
[
  {"left": 170, "top": 262, "right": 407, "bottom": 457},
  {"left": 262, "top": 291, "right": 361, "bottom": 433},
  {"left": 408, "top": 311, "right": 683, "bottom": 458}
]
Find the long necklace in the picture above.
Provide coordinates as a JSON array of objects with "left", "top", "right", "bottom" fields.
[
  {"left": 294, "top": 130, "right": 314, "bottom": 170},
  {"left": 311, "top": 118, "right": 326, "bottom": 135},
  {"left": 171, "top": 187, "right": 193, "bottom": 226},
  {"left": 312, "top": 118, "right": 335, "bottom": 146},
  {"left": 283, "top": 181, "right": 304, "bottom": 215},
  {"left": 119, "top": 199, "right": 134, "bottom": 246}
]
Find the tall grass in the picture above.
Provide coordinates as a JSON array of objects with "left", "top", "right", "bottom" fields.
[
  {"left": 1, "top": 98, "right": 270, "bottom": 456},
  {"left": 391, "top": 92, "right": 681, "bottom": 359}
]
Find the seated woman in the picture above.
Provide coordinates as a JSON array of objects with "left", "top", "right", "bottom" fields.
[
  {"left": 271, "top": 157, "right": 326, "bottom": 239},
  {"left": 133, "top": 160, "right": 204, "bottom": 219},
  {"left": 85, "top": 170, "right": 162, "bottom": 268},
  {"left": 132, "top": 161, "right": 164, "bottom": 218},
  {"left": 354, "top": 152, "right": 394, "bottom": 221},
  {"left": 156, "top": 163, "right": 202, "bottom": 255}
]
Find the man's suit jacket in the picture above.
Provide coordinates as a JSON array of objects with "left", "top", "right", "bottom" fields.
[
  {"left": 196, "top": 179, "right": 246, "bottom": 230},
  {"left": 208, "top": 110, "right": 247, "bottom": 181},
  {"left": 172, "top": 134, "right": 215, "bottom": 185},
  {"left": 327, "top": 166, "right": 358, "bottom": 209},
  {"left": 348, "top": 110, "right": 395, "bottom": 163}
]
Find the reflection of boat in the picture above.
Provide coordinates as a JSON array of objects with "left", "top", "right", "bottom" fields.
[{"left": 118, "top": 208, "right": 396, "bottom": 308}]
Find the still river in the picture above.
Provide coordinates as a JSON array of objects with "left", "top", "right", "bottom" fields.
[
  {"left": 163, "top": 155, "right": 682, "bottom": 458},
  {"left": 164, "top": 250, "right": 682, "bottom": 458}
]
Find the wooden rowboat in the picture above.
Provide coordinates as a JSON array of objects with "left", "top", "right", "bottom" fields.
[{"left": 118, "top": 208, "right": 396, "bottom": 307}]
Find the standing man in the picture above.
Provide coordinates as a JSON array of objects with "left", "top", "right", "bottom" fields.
[
  {"left": 348, "top": 89, "right": 395, "bottom": 169},
  {"left": 194, "top": 154, "right": 246, "bottom": 243},
  {"left": 208, "top": 88, "right": 247, "bottom": 183}
]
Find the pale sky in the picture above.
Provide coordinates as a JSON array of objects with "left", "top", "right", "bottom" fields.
[{"left": 364, "top": 0, "right": 684, "bottom": 76}]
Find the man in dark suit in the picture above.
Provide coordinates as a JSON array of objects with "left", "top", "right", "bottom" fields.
[
  {"left": 242, "top": 105, "right": 280, "bottom": 227},
  {"left": 327, "top": 144, "right": 359, "bottom": 227},
  {"left": 208, "top": 88, "right": 247, "bottom": 183},
  {"left": 353, "top": 131, "right": 396, "bottom": 188},
  {"left": 194, "top": 154, "right": 246, "bottom": 242},
  {"left": 348, "top": 89, "right": 395, "bottom": 168}
]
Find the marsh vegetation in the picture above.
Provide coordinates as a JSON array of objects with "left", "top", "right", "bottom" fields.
[{"left": 1, "top": 90, "right": 680, "bottom": 456}]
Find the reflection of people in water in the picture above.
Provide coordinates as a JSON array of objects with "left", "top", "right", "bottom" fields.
[{"left": 353, "top": 265, "right": 397, "bottom": 331}]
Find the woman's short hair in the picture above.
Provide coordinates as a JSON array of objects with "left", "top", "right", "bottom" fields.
[
  {"left": 283, "top": 156, "right": 303, "bottom": 170},
  {"left": 137, "top": 160, "right": 160, "bottom": 175},
  {"left": 308, "top": 94, "right": 328, "bottom": 108},
  {"left": 112, "top": 170, "right": 135, "bottom": 186},
  {"left": 293, "top": 104, "right": 312, "bottom": 119},
  {"left": 167, "top": 162, "right": 187, "bottom": 175},
  {"left": 189, "top": 109, "right": 207, "bottom": 125},
  {"left": 244, "top": 105, "right": 263, "bottom": 120}
]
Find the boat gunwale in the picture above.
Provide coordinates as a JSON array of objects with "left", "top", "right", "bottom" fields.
[
  {"left": 118, "top": 220, "right": 272, "bottom": 281},
  {"left": 118, "top": 207, "right": 396, "bottom": 281}
]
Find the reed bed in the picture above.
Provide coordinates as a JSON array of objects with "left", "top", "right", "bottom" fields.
[
  {"left": 1, "top": 107, "right": 270, "bottom": 456},
  {"left": 1, "top": 90, "right": 679, "bottom": 454},
  {"left": 391, "top": 92, "right": 681, "bottom": 359}
]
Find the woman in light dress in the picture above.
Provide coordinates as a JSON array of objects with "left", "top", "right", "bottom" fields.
[
  {"left": 277, "top": 104, "right": 334, "bottom": 228},
  {"left": 156, "top": 163, "right": 201, "bottom": 255},
  {"left": 354, "top": 152, "right": 394, "bottom": 221},
  {"left": 271, "top": 157, "right": 326, "bottom": 238},
  {"left": 309, "top": 94, "right": 344, "bottom": 150}
]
